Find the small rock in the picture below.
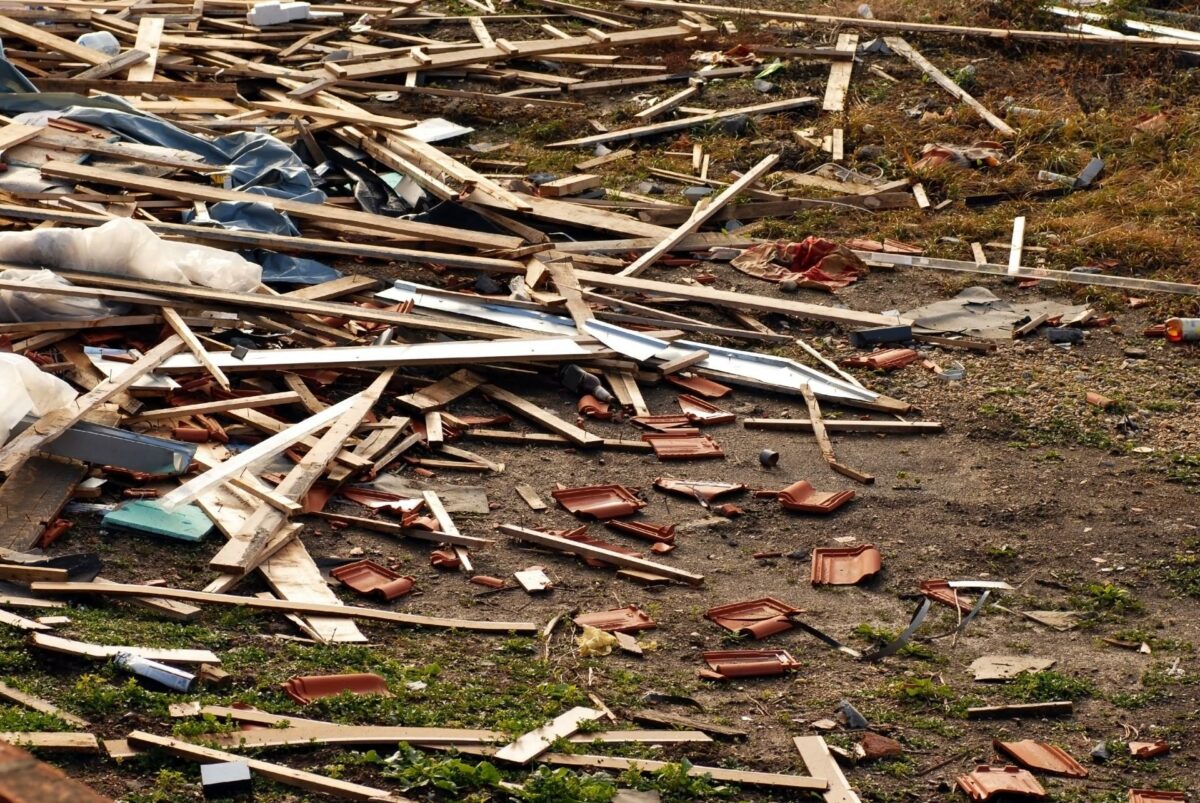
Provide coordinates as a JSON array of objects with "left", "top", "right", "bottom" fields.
[
  {"left": 1124, "top": 347, "right": 1148, "bottom": 358},
  {"left": 683, "top": 186, "right": 713, "bottom": 202},
  {"left": 1090, "top": 741, "right": 1110, "bottom": 762},
  {"left": 752, "top": 79, "right": 775, "bottom": 93},
  {"left": 348, "top": 546, "right": 364, "bottom": 557},
  {"left": 811, "top": 718, "right": 838, "bottom": 731},
  {"left": 780, "top": 279, "right": 799, "bottom": 293},
  {"left": 636, "top": 181, "right": 665, "bottom": 195},
  {"left": 719, "top": 114, "right": 749, "bottom": 135},
  {"left": 859, "top": 732, "right": 904, "bottom": 761},
  {"left": 855, "top": 144, "right": 884, "bottom": 161},
  {"left": 836, "top": 699, "right": 869, "bottom": 729}
]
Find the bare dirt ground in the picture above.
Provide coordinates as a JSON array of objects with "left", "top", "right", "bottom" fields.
[{"left": 13, "top": 1, "right": 1200, "bottom": 801}]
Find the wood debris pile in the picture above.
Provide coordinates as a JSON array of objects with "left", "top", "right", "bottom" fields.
[{"left": 0, "top": 0, "right": 1192, "bottom": 799}]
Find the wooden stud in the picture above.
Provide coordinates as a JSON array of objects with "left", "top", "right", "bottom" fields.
[{"left": 499, "top": 524, "right": 704, "bottom": 585}]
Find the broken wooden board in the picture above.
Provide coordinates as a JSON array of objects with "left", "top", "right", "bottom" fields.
[
  {"left": 494, "top": 707, "right": 604, "bottom": 764},
  {"left": 482, "top": 385, "right": 604, "bottom": 448},
  {"left": 396, "top": 370, "right": 485, "bottom": 412},
  {"left": 0, "top": 457, "right": 86, "bottom": 551},
  {"left": 30, "top": 633, "right": 218, "bottom": 664},
  {"left": 499, "top": 524, "right": 704, "bottom": 585},
  {"left": 794, "top": 736, "right": 862, "bottom": 803},
  {"left": 884, "top": 37, "right": 1015, "bottom": 136},
  {"left": 0, "top": 681, "right": 88, "bottom": 727},
  {"left": 821, "top": 33, "right": 858, "bottom": 112},
  {"left": 0, "top": 732, "right": 100, "bottom": 753}
]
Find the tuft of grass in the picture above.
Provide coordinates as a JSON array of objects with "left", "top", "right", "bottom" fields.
[
  {"left": 1071, "top": 582, "right": 1144, "bottom": 617},
  {"left": 1005, "top": 670, "right": 1094, "bottom": 702},
  {"left": 888, "top": 678, "right": 952, "bottom": 704}
]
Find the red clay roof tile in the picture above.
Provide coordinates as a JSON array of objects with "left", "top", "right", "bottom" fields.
[
  {"left": 919, "top": 579, "right": 976, "bottom": 614},
  {"left": 330, "top": 560, "right": 416, "bottom": 601},
  {"left": 429, "top": 549, "right": 461, "bottom": 569},
  {"left": 706, "top": 597, "right": 800, "bottom": 639},
  {"left": 677, "top": 394, "right": 736, "bottom": 425},
  {"left": 574, "top": 605, "right": 656, "bottom": 633},
  {"left": 577, "top": 394, "right": 612, "bottom": 420},
  {"left": 775, "top": 480, "right": 855, "bottom": 514},
  {"left": 552, "top": 485, "right": 646, "bottom": 520},
  {"left": 1128, "top": 791, "right": 1187, "bottom": 803},
  {"left": 993, "top": 740, "right": 1088, "bottom": 778},
  {"left": 1130, "top": 740, "right": 1170, "bottom": 759},
  {"left": 643, "top": 433, "right": 725, "bottom": 461},
  {"left": 605, "top": 520, "right": 675, "bottom": 544},
  {"left": 663, "top": 374, "right": 731, "bottom": 398},
  {"left": 701, "top": 649, "right": 799, "bottom": 679},
  {"left": 631, "top": 414, "right": 695, "bottom": 432},
  {"left": 956, "top": 766, "right": 1046, "bottom": 801},
  {"left": 811, "top": 545, "right": 882, "bottom": 585},
  {"left": 841, "top": 348, "right": 920, "bottom": 371},
  {"left": 282, "top": 673, "right": 390, "bottom": 705}
]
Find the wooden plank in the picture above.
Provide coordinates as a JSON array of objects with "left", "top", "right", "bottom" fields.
[
  {"left": 39, "top": 161, "right": 521, "bottom": 250},
  {"left": 620, "top": 0, "right": 1200, "bottom": 49},
  {"left": 130, "top": 392, "right": 301, "bottom": 422},
  {"left": 744, "top": 418, "right": 943, "bottom": 433},
  {"left": 657, "top": 349, "right": 708, "bottom": 375},
  {"left": 126, "top": 732, "right": 410, "bottom": 802},
  {"left": 465, "top": 429, "right": 652, "bottom": 451},
  {"left": 68, "top": 49, "right": 149, "bottom": 80},
  {"left": 794, "top": 736, "right": 861, "bottom": 803},
  {"left": 537, "top": 174, "right": 601, "bottom": 198},
  {"left": 494, "top": 707, "right": 603, "bottom": 764},
  {"left": 821, "top": 33, "right": 857, "bottom": 112},
  {"left": 618, "top": 154, "right": 779, "bottom": 277},
  {"left": 0, "top": 335, "right": 184, "bottom": 477},
  {"left": 314, "top": 512, "right": 491, "bottom": 548},
  {"left": 0, "top": 15, "right": 111, "bottom": 65},
  {"left": 0, "top": 732, "right": 99, "bottom": 753},
  {"left": 482, "top": 384, "right": 603, "bottom": 447},
  {"left": 574, "top": 269, "right": 909, "bottom": 328},
  {"left": 574, "top": 148, "right": 634, "bottom": 171},
  {"left": 31, "top": 582, "right": 538, "bottom": 633},
  {"left": 127, "top": 15, "right": 164, "bottom": 81},
  {"left": 515, "top": 483, "right": 547, "bottom": 511},
  {"left": 161, "top": 308, "right": 231, "bottom": 392},
  {"left": 422, "top": 490, "right": 471, "bottom": 572},
  {"left": 635, "top": 84, "right": 699, "bottom": 120},
  {"left": 0, "top": 457, "right": 86, "bottom": 551},
  {"left": 499, "top": 524, "right": 704, "bottom": 585},
  {"left": 397, "top": 369, "right": 485, "bottom": 412},
  {"left": 629, "top": 710, "right": 747, "bottom": 739},
  {"left": 0, "top": 681, "right": 88, "bottom": 727},
  {"left": 800, "top": 384, "right": 873, "bottom": 484},
  {"left": 30, "top": 633, "right": 218, "bottom": 664},
  {"left": 884, "top": 37, "right": 1015, "bottom": 136},
  {"left": 548, "top": 96, "right": 819, "bottom": 148},
  {"left": 0, "top": 565, "right": 67, "bottom": 583}
]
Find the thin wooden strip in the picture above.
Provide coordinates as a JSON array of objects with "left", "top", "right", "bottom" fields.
[
  {"left": 130, "top": 392, "right": 302, "bottom": 422},
  {"left": 498, "top": 524, "right": 704, "bottom": 585}
]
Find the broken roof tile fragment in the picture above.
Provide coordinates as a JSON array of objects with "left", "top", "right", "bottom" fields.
[
  {"left": 701, "top": 649, "right": 800, "bottom": 680},
  {"left": 810, "top": 545, "right": 882, "bottom": 585},
  {"left": 994, "top": 740, "right": 1088, "bottom": 778},
  {"left": 577, "top": 394, "right": 612, "bottom": 420},
  {"left": 552, "top": 484, "right": 645, "bottom": 520},
  {"left": 774, "top": 480, "right": 854, "bottom": 514},
  {"left": 970, "top": 655, "right": 1057, "bottom": 681},
  {"left": 573, "top": 605, "right": 656, "bottom": 634},
  {"left": 606, "top": 520, "right": 676, "bottom": 544},
  {"left": 631, "top": 414, "right": 694, "bottom": 431},
  {"left": 1128, "top": 791, "right": 1187, "bottom": 803},
  {"left": 653, "top": 477, "right": 746, "bottom": 506},
  {"left": 561, "top": 528, "right": 643, "bottom": 568},
  {"left": 663, "top": 373, "right": 732, "bottom": 398},
  {"left": 841, "top": 348, "right": 920, "bottom": 371},
  {"left": 429, "top": 549, "right": 461, "bottom": 569},
  {"left": 1129, "top": 740, "right": 1169, "bottom": 759},
  {"left": 330, "top": 560, "right": 416, "bottom": 601},
  {"left": 706, "top": 597, "right": 800, "bottom": 639},
  {"left": 919, "top": 579, "right": 975, "bottom": 614},
  {"left": 643, "top": 433, "right": 724, "bottom": 461},
  {"left": 282, "top": 673, "right": 390, "bottom": 705},
  {"left": 677, "top": 394, "right": 736, "bottom": 425},
  {"left": 956, "top": 765, "right": 1046, "bottom": 801}
]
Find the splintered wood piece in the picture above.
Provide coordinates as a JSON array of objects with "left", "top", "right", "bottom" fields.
[
  {"left": 515, "top": 484, "right": 547, "bottom": 511},
  {"left": 884, "top": 37, "right": 1015, "bottom": 136},
  {"left": 161, "top": 308, "right": 230, "bottom": 391},
  {"left": 397, "top": 370, "right": 485, "bottom": 412},
  {"left": 494, "top": 707, "right": 604, "bottom": 764},
  {"left": 0, "top": 732, "right": 99, "bottom": 753},
  {"left": 800, "top": 384, "right": 874, "bottom": 485},
  {"left": 30, "top": 632, "right": 219, "bottom": 664},
  {"left": 0, "top": 456, "right": 86, "bottom": 551},
  {"left": 794, "top": 735, "right": 861, "bottom": 803},
  {"left": 0, "top": 123, "right": 43, "bottom": 155},
  {"left": 618, "top": 154, "right": 779, "bottom": 277},
  {"left": 127, "top": 15, "right": 164, "bottom": 82},
  {"left": 482, "top": 385, "right": 603, "bottom": 447},
  {"left": 131, "top": 392, "right": 302, "bottom": 422},
  {"left": 0, "top": 15, "right": 111, "bottom": 65},
  {"left": 499, "top": 524, "right": 704, "bottom": 585}
]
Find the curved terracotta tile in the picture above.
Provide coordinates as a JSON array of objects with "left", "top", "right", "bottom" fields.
[
  {"left": 956, "top": 765, "right": 1046, "bottom": 801},
  {"left": 282, "top": 673, "right": 390, "bottom": 705},
  {"left": 551, "top": 485, "right": 645, "bottom": 520},
  {"left": 776, "top": 480, "right": 855, "bottom": 514},
  {"left": 811, "top": 545, "right": 883, "bottom": 586},
  {"left": 663, "top": 374, "right": 731, "bottom": 398},
  {"left": 605, "top": 520, "right": 676, "bottom": 544},
  {"left": 993, "top": 739, "right": 1088, "bottom": 778},
  {"left": 653, "top": 477, "right": 746, "bottom": 505}
]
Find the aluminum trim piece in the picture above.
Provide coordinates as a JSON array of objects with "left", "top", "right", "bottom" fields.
[{"left": 379, "top": 281, "right": 579, "bottom": 336}]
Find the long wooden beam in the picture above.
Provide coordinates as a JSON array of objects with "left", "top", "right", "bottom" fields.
[
  {"left": 499, "top": 524, "right": 704, "bottom": 585},
  {"left": 617, "top": 0, "right": 1200, "bottom": 48},
  {"left": 0, "top": 15, "right": 112, "bottom": 64},
  {"left": 30, "top": 582, "right": 539, "bottom": 633},
  {"left": 885, "top": 37, "right": 1015, "bottom": 136},
  {"left": 573, "top": 269, "right": 908, "bottom": 327},
  {"left": 39, "top": 161, "right": 521, "bottom": 250}
]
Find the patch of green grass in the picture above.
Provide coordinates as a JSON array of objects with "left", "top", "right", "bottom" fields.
[
  {"left": 1071, "top": 582, "right": 1144, "bottom": 618},
  {"left": 851, "top": 624, "right": 937, "bottom": 660},
  {"left": 0, "top": 702, "right": 76, "bottom": 732},
  {"left": 1005, "top": 670, "right": 1094, "bottom": 702},
  {"left": 123, "top": 768, "right": 201, "bottom": 803},
  {"left": 1162, "top": 541, "right": 1200, "bottom": 597},
  {"left": 888, "top": 678, "right": 952, "bottom": 704}
]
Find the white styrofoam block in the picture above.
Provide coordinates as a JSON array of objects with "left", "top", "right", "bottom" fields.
[{"left": 247, "top": 1, "right": 311, "bottom": 26}]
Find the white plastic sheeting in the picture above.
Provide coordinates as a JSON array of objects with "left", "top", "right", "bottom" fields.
[
  {"left": 0, "top": 268, "right": 124, "bottom": 322},
  {"left": 0, "top": 218, "right": 262, "bottom": 292},
  {"left": 0, "top": 353, "right": 76, "bottom": 445}
]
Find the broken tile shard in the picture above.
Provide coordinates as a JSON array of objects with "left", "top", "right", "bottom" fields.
[{"left": 810, "top": 545, "right": 882, "bottom": 585}]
